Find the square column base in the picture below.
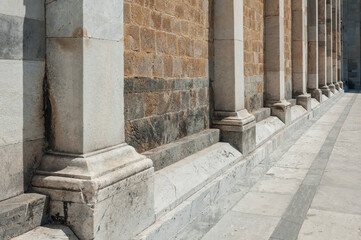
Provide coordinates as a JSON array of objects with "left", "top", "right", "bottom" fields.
[
  {"left": 328, "top": 84, "right": 336, "bottom": 93},
  {"left": 213, "top": 109, "right": 256, "bottom": 155},
  {"left": 266, "top": 100, "right": 292, "bottom": 125},
  {"left": 338, "top": 81, "right": 344, "bottom": 89},
  {"left": 296, "top": 94, "right": 312, "bottom": 111},
  {"left": 334, "top": 82, "right": 340, "bottom": 91},
  {"left": 321, "top": 86, "right": 332, "bottom": 97},
  {"left": 310, "top": 89, "right": 323, "bottom": 103},
  {"left": 32, "top": 144, "right": 155, "bottom": 240}
]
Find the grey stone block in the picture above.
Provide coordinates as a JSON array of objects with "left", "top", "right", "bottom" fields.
[
  {"left": 0, "top": 193, "right": 47, "bottom": 240},
  {"left": 143, "top": 129, "right": 220, "bottom": 171},
  {"left": 252, "top": 108, "right": 271, "bottom": 122},
  {"left": 12, "top": 225, "right": 78, "bottom": 240},
  {"left": 0, "top": 14, "right": 45, "bottom": 61}
]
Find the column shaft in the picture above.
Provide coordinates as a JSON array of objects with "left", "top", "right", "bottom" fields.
[
  {"left": 308, "top": 0, "right": 323, "bottom": 102},
  {"left": 327, "top": 0, "right": 336, "bottom": 92},
  {"left": 265, "top": 0, "right": 292, "bottom": 123},
  {"left": 318, "top": 0, "right": 331, "bottom": 96},
  {"left": 213, "top": 0, "right": 256, "bottom": 154}
]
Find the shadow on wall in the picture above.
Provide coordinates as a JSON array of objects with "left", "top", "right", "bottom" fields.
[
  {"left": 208, "top": 0, "right": 214, "bottom": 128},
  {"left": 22, "top": 0, "right": 46, "bottom": 192}
]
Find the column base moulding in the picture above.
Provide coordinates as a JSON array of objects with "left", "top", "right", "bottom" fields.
[
  {"left": 334, "top": 82, "right": 340, "bottom": 90},
  {"left": 213, "top": 109, "right": 256, "bottom": 155},
  {"left": 310, "top": 89, "right": 323, "bottom": 103},
  {"left": 265, "top": 100, "right": 292, "bottom": 125},
  {"left": 320, "top": 85, "right": 332, "bottom": 97},
  {"left": 338, "top": 81, "right": 344, "bottom": 89},
  {"left": 32, "top": 144, "right": 155, "bottom": 240},
  {"left": 328, "top": 83, "right": 336, "bottom": 93},
  {"left": 296, "top": 94, "right": 312, "bottom": 111}
]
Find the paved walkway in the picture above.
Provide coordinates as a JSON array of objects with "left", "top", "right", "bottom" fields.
[{"left": 200, "top": 93, "right": 361, "bottom": 240}]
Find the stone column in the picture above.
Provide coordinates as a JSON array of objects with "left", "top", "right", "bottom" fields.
[
  {"left": 308, "top": 0, "right": 323, "bottom": 102},
  {"left": 318, "top": 0, "right": 331, "bottom": 96},
  {"left": 327, "top": 0, "right": 336, "bottom": 92},
  {"left": 264, "top": 0, "right": 291, "bottom": 124},
  {"left": 213, "top": 0, "right": 256, "bottom": 154},
  {"left": 332, "top": 0, "right": 340, "bottom": 90},
  {"left": 292, "top": 0, "right": 312, "bottom": 110},
  {"left": 31, "top": 1, "right": 154, "bottom": 240},
  {"left": 337, "top": 0, "right": 343, "bottom": 88}
]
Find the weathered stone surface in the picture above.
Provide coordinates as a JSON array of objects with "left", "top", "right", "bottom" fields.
[
  {"left": 0, "top": 14, "right": 45, "bottom": 60},
  {"left": 143, "top": 129, "right": 219, "bottom": 171},
  {"left": 0, "top": 0, "right": 44, "bottom": 20},
  {"left": 252, "top": 108, "right": 271, "bottom": 123},
  {"left": 12, "top": 225, "right": 78, "bottom": 240},
  {"left": 0, "top": 194, "right": 47, "bottom": 240},
  {"left": 256, "top": 116, "right": 285, "bottom": 147}
]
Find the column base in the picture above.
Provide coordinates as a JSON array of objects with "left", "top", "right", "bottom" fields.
[
  {"left": 32, "top": 144, "right": 155, "bottom": 240},
  {"left": 338, "top": 81, "right": 344, "bottom": 89},
  {"left": 320, "top": 85, "right": 332, "bottom": 97},
  {"left": 265, "top": 100, "right": 292, "bottom": 125},
  {"left": 213, "top": 109, "right": 256, "bottom": 155},
  {"left": 328, "top": 83, "right": 336, "bottom": 93},
  {"left": 296, "top": 94, "right": 312, "bottom": 111},
  {"left": 310, "top": 89, "right": 323, "bottom": 103},
  {"left": 334, "top": 82, "right": 340, "bottom": 91}
]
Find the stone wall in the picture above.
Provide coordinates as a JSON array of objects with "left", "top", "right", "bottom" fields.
[
  {"left": 243, "top": 0, "right": 264, "bottom": 112},
  {"left": 284, "top": 0, "right": 293, "bottom": 99},
  {"left": 0, "top": 1, "right": 45, "bottom": 200},
  {"left": 124, "top": 0, "right": 211, "bottom": 152}
]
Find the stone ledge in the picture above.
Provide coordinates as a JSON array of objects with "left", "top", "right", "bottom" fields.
[
  {"left": 143, "top": 129, "right": 220, "bottom": 171},
  {"left": 12, "top": 225, "right": 78, "bottom": 240},
  {"left": 0, "top": 193, "right": 47, "bottom": 240}
]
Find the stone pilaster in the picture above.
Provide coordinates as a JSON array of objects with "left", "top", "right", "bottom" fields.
[
  {"left": 332, "top": 0, "right": 340, "bottom": 90},
  {"left": 32, "top": 1, "right": 155, "bottom": 239},
  {"left": 337, "top": 0, "right": 343, "bottom": 89},
  {"left": 308, "top": 0, "right": 322, "bottom": 102},
  {"left": 318, "top": 0, "right": 332, "bottom": 97},
  {"left": 213, "top": 0, "right": 256, "bottom": 154},
  {"left": 265, "top": 0, "right": 291, "bottom": 123},
  {"left": 327, "top": 0, "right": 335, "bottom": 93},
  {"left": 292, "top": 0, "right": 312, "bottom": 110}
]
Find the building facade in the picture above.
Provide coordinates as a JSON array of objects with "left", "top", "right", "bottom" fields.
[{"left": 0, "top": 0, "right": 345, "bottom": 239}]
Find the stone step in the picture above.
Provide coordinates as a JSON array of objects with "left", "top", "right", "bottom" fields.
[
  {"left": 11, "top": 225, "right": 78, "bottom": 240},
  {"left": 154, "top": 142, "right": 242, "bottom": 219},
  {"left": 311, "top": 98, "right": 320, "bottom": 110},
  {"left": 252, "top": 108, "right": 271, "bottom": 122},
  {"left": 256, "top": 116, "right": 285, "bottom": 147},
  {"left": 143, "top": 129, "right": 220, "bottom": 171},
  {"left": 291, "top": 105, "right": 308, "bottom": 122},
  {"left": 0, "top": 193, "right": 47, "bottom": 240}
]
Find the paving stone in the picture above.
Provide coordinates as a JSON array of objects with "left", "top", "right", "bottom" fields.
[
  {"left": 298, "top": 209, "right": 361, "bottom": 240},
  {"left": 250, "top": 175, "right": 301, "bottom": 195},
  {"left": 12, "top": 225, "right": 78, "bottom": 240}
]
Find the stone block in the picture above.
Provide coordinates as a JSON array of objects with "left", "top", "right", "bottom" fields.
[
  {"left": 0, "top": 193, "right": 47, "bottom": 240},
  {"left": 0, "top": 143, "right": 23, "bottom": 201},
  {"left": 269, "top": 100, "right": 292, "bottom": 125},
  {"left": 310, "top": 88, "right": 322, "bottom": 103},
  {"left": 252, "top": 108, "right": 271, "bottom": 122},
  {"left": 0, "top": 60, "right": 23, "bottom": 146},
  {"left": 296, "top": 94, "right": 312, "bottom": 111},
  {"left": 46, "top": 0, "right": 123, "bottom": 41},
  {"left": 143, "top": 129, "right": 220, "bottom": 171},
  {"left": 46, "top": 38, "right": 124, "bottom": 154},
  {"left": 0, "top": 14, "right": 45, "bottom": 61},
  {"left": 213, "top": 109, "right": 256, "bottom": 155},
  {"left": 0, "top": 0, "right": 44, "bottom": 20}
]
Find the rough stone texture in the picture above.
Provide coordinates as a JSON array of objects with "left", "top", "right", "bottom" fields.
[
  {"left": 0, "top": 193, "right": 47, "bottom": 240},
  {"left": 125, "top": 77, "right": 210, "bottom": 152},
  {"left": 243, "top": 0, "right": 264, "bottom": 112},
  {"left": 124, "top": 0, "right": 211, "bottom": 152}
]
